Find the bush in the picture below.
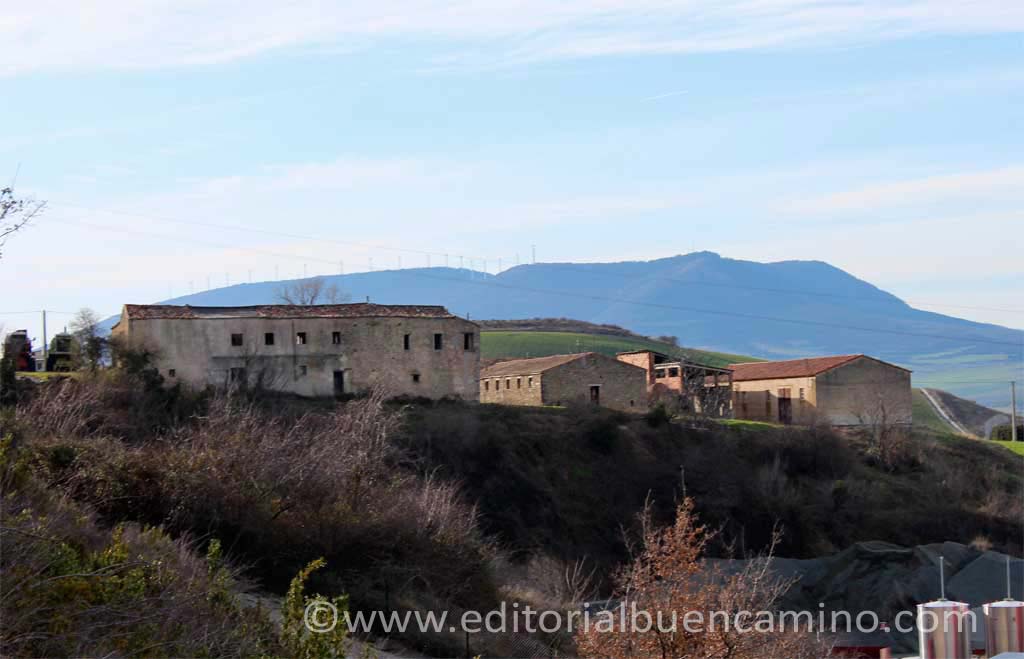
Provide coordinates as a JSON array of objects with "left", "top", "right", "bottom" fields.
[{"left": 992, "top": 424, "right": 1024, "bottom": 442}]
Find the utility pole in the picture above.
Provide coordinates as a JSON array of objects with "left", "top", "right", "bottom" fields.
[
  {"left": 41, "top": 309, "right": 48, "bottom": 370},
  {"left": 1011, "top": 380, "right": 1019, "bottom": 442}
]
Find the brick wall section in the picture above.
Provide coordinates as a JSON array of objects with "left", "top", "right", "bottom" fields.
[
  {"left": 615, "top": 352, "right": 657, "bottom": 387},
  {"left": 113, "top": 313, "right": 480, "bottom": 400},
  {"left": 541, "top": 354, "right": 647, "bottom": 413}
]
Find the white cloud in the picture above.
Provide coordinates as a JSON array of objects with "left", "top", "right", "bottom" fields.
[
  {"left": 4, "top": 1, "right": 1024, "bottom": 76},
  {"left": 781, "top": 165, "right": 1024, "bottom": 215}
]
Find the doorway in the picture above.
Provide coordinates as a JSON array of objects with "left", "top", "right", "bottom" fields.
[
  {"left": 333, "top": 370, "right": 346, "bottom": 398},
  {"left": 778, "top": 388, "right": 792, "bottom": 424},
  {"left": 589, "top": 385, "right": 601, "bottom": 405}
]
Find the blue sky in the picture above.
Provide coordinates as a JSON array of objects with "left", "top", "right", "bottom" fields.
[{"left": 2, "top": 1, "right": 1023, "bottom": 340}]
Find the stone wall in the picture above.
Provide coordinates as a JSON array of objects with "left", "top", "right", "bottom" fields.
[
  {"left": 541, "top": 354, "right": 647, "bottom": 413},
  {"left": 817, "top": 357, "right": 912, "bottom": 426},
  {"left": 731, "top": 375, "right": 818, "bottom": 424},
  {"left": 114, "top": 315, "right": 480, "bottom": 400},
  {"left": 479, "top": 372, "right": 543, "bottom": 405}
]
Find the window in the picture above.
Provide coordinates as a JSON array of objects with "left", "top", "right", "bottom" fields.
[
  {"left": 464, "top": 332, "right": 475, "bottom": 350},
  {"left": 412, "top": 373, "right": 421, "bottom": 383},
  {"left": 506, "top": 378, "right": 511, "bottom": 389},
  {"left": 799, "top": 388, "right": 805, "bottom": 401},
  {"left": 404, "top": 334, "right": 411, "bottom": 350},
  {"left": 655, "top": 369, "right": 666, "bottom": 379},
  {"left": 264, "top": 332, "right": 275, "bottom": 346},
  {"left": 332, "top": 331, "right": 341, "bottom": 345},
  {"left": 231, "top": 333, "right": 243, "bottom": 346},
  {"left": 168, "top": 369, "right": 176, "bottom": 378},
  {"left": 528, "top": 376, "right": 533, "bottom": 388},
  {"left": 229, "top": 367, "right": 246, "bottom": 384},
  {"left": 517, "top": 377, "right": 522, "bottom": 389},
  {"left": 434, "top": 333, "right": 443, "bottom": 350},
  {"left": 296, "top": 332, "right": 307, "bottom": 345},
  {"left": 630, "top": 400, "right": 634, "bottom": 407},
  {"left": 298, "top": 365, "right": 308, "bottom": 376},
  {"left": 668, "top": 367, "right": 679, "bottom": 378},
  {"left": 485, "top": 380, "right": 490, "bottom": 391}
]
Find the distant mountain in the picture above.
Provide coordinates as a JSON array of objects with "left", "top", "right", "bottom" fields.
[{"left": 102, "top": 252, "right": 1023, "bottom": 407}]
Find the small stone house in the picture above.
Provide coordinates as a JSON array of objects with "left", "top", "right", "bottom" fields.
[
  {"left": 479, "top": 352, "right": 647, "bottom": 412},
  {"left": 730, "top": 354, "right": 911, "bottom": 426},
  {"left": 111, "top": 303, "right": 480, "bottom": 400}
]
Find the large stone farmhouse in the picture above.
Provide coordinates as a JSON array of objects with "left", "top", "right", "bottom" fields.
[
  {"left": 111, "top": 304, "right": 480, "bottom": 399},
  {"left": 616, "top": 349, "right": 734, "bottom": 417},
  {"left": 479, "top": 352, "right": 647, "bottom": 412},
  {"left": 729, "top": 354, "right": 911, "bottom": 426}
]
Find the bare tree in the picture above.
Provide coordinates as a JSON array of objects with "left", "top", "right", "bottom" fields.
[
  {"left": 575, "top": 498, "right": 833, "bottom": 659},
  {"left": 853, "top": 386, "right": 914, "bottom": 471},
  {"left": 0, "top": 187, "right": 45, "bottom": 259},
  {"left": 275, "top": 277, "right": 350, "bottom": 305},
  {"left": 70, "top": 307, "right": 106, "bottom": 371}
]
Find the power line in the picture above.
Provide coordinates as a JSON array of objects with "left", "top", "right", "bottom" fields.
[
  {"left": 42, "top": 216, "right": 1024, "bottom": 350},
  {"left": 48, "top": 201, "right": 1021, "bottom": 315}
]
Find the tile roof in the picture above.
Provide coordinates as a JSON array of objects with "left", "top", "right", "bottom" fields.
[
  {"left": 481, "top": 352, "right": 600, "bottom": 378},
  {"left": 121, "top": 303, "right": 463, "bottom": 321},
  {"left": 728, "top": 355, "right": 866, "bottom": 381}
]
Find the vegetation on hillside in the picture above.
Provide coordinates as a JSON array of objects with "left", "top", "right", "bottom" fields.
[
  {"left": 4, "top": 365, "right": 1022, "bottom": 656},
  {"left": 481, "top": 330, "right": 757, "bottom": 368}
]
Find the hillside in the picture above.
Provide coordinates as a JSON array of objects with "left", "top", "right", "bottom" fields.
[
  {"left": 480, "top": 330, "right": 757, "bottom": 368},
  {"left": 926, "top": 388, "right": 1010, "bottom": 437},
  {"left": 100, "top": 252, "right": 1023, "bottom": 407}
]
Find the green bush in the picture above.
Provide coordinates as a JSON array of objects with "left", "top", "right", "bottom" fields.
[{"left": 992, "top": 424, "right": 1024, "bottom": 442}]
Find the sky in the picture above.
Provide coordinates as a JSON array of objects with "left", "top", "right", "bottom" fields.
[{"left": 2, "top": 0, "right": 1023, "bottom": 342}]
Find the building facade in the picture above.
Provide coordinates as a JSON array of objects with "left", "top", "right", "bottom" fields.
[
  {"left": 616, "top": 349, "right": 734, "bottom": 417},
  {"left": 479, "top": 352, "right": 647, "bottom": 412},
  {"left": 730, "top": 354, "right": 911, "bottom": 426},
  {"left": 111, "top": 304, "right": 480, "bottom": 400}
]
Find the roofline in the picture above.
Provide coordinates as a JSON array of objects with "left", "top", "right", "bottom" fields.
[
  {"left": 119, "top": 303, "right": 478, "bottom": 325},
  {"left": 728, "top": 354, "right": 912, "bottom": 380},
  {"left": 480, "top": 351, "right": 647, "bottom": 377}
]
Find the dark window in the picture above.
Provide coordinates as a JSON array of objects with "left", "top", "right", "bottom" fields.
[
  {"left": 168, "top": 369, "right": 176, "bottom": 378},
  {"left": 404, "top": 334, "right": 411, "bottom": 350},
  {"left": 412, "top": 373, "right": 421, "bottom": 383},
  {"left": 298, "top": 365, "right": 308, "bottom": 376},
  {"left": 506, "top": 378, "right": 511, "bottom": 389},
  {"left": 229, "top": 367, "right": 246, "bottom": 383},
  {"left": 655, "top": 369, "right": 666, "bottom": 379},
  {"left": 589, "top": 385, "right": 600, "bottom": 405},
  {"left": 485, "top": 380, "right": 490, "bottom": 391},
  {"left": 434, "top": 333, "right": 443, "bottom": 350},
  {"left": 528, "top": 376, "right": 533, "bottom": 388},
  {"left": 463, "top": 332, "right": 475, "bottom": 350},
  {"left": 517, "top": 377, "right": 521, "bottom": 389},
  {"left": 630, "top": 400, "right": 634, "bottom": 407},
  {"left": 231, "top": 333, "right": 243, "bottom": 346},
  {"left": 264, "top": 332, "right": 274, "bottom": 346},
  {"left": 296, "top": 332, "right": 307, "bottom": 345},
  {"left": 668, "top": 367, "right": 679, "bottom": 378},
  {"left": 332, "top": 331, "right": 341, "bottom": 345},
  {"left": 799, "top": 388, "right": 805, "bottom": 400},
  {"left": 333, "top": 370, "right": 345, "bottom": 396}
]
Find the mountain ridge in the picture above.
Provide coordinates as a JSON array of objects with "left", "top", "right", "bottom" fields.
[{"left": 100, "top": 252, "right": 1022, "bottom": 407}]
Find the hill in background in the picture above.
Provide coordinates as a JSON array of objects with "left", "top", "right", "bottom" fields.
[{"left": 101, "top": 252, "right": 1022, "bottom": 407}]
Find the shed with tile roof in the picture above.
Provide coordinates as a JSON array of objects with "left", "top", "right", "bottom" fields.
[
  {"left": 479, "top": 352, "right": 647, "bottom": 412},
  {"left": 728, "top": 355, "right": 911, "bottom": 426}
]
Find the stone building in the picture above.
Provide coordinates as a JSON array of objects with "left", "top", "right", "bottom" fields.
[
  {"left": 616, "top": 349, "right": 734, "bottom": 417},
  {"left": 111, "top": 303, "right": 480, "bottom": 399},
  {"left": 479, "top": 352, "right": 647, "bottom": 412},
  {"left": 729, "top": 354, "right": 911, "bottom": 426}
]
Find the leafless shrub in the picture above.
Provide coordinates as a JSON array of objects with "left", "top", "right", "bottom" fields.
[{"left": 275, "top": 276, "right": 350, "bottom": 305}]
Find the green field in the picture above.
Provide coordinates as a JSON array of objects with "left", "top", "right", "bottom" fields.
[
  {"left": 911, "top": 388, "right": 957, "bottom": 435},
  {"left": 480, "top": 330, "right": 758, "bottom": 368}
]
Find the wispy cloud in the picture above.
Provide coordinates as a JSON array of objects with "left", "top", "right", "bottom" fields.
[
  {"left": 4, "top": 1, "right": 1024, "bottom": 76},
  {"left": 641, "top": 90, "right": 689, "bottom": 102},
  {"left": 782, "top": 165, "right": 1024, "bottom": 215}
]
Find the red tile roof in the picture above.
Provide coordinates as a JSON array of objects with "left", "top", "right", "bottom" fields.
[
  {"left": 121, "top": 303, "right": 463, "bottom": 321},
  {"left": 481, "top": 352, "right": 602, "bottom": 378},
  {"left": 728, "top": 355, "right": 866, "bottom": 381}
]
